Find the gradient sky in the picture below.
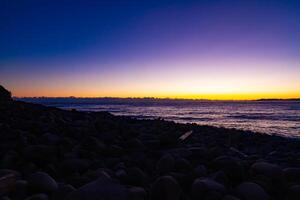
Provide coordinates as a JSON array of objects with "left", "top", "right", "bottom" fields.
[{"left": 1, "top": 0, "right": 300, "bottom": 99}]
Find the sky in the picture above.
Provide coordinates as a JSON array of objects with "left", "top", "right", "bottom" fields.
[{"left": 0, "top": 0, "right": 300, "bottom": 99}]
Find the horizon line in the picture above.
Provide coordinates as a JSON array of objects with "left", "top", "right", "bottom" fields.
[{"left": 14, "top": 96, "right": 300, "bottom": 101}]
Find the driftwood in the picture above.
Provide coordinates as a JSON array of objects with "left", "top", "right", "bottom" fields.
[{"left": 179, "top": 130, "right": 193, "bottom": 141}]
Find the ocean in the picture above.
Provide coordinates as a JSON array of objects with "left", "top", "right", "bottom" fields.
[{"left": 19, "top": 98, "right": 300, "bottom": 138}]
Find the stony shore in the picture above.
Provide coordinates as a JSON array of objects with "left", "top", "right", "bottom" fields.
[{"left": 0, "top": 86, "right": 299, "bottom": 200}]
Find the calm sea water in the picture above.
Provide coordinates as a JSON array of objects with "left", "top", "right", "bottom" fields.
[{"left": 20, "top": 98, "right": 300, "bottom": 138}]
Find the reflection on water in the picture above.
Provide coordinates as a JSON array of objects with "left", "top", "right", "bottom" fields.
[{"left": 20, "top": 98, "right": 300, "bottom": 138}]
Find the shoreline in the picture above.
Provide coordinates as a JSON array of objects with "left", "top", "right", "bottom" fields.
[{"left": 0, "top": 98, "right": 300, "bottom": 199}]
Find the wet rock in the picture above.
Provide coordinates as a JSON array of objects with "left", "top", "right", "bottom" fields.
[
  {"left": 156, "top": 154, "right": 174, "bottom": 174},
  {"left": 175, "top": 158, "right": 192, "bottom": 172},
  {"left": 107, "top": 145, "right": 124, "bottom": 157},
  {"left": 212, "top": 156, "right": 244, "bottom": 184},
  {"left": 250, "top": 162, "right": 282, "bottom": 180},
  {"left": 126, "top": 167, "right": 148, "bottom": 186},
  {"left": 0, "top": 169, "right": 20, "bottom": 179},
  {"left": 40, "top": 133, "right": 61, "bottom": 145},
  {"left": 0, "top": 196, "right": 11, "bottom": 200},
  {"left": 191, "top": 178, "right": 226, "bottom": 200},
  {"left": 283, "top": 168, "right": 300, "bottom": 185},
  {"left": 236, "top": 182, "right": 269, "bottom": 200},
  {"left": 65, "top": 176, "right": 128, "bottom": 200},
  {"left": 128, "top": 187, "right": 147, "bottom": 200},
  {"left": 194, "top": 165, "right": 207, "bottom": 177},
  {"left": 0, "top": 171, "right": 18, "bottom": 196},
  {"left": 24, "top": 193, "right": 48, "bottom": 200},
  {"left": 11, "top": 180, "right": 28, "bottom": 200},
  {"left": 250, "top": 162, "right": 283, "bottom": 196},
  {"left": 60, "top": 158, "right": 89, "bottom": 175},
  {"left": 126, "top": 138, "right": 145, "bottom": 151},
  {"left": 151, "top": 176, "right": 181, "bottom": 200},
  {"left": 81, "top": 136, "right": 106, "bottom": 153},
  {"left": 27, "top": 172, "right": 57, "bottom": 193},
  {"left": 23, "top": 145, "right": 57, "bottom": 165},
  {"left": 210, "top": 170, "right": 229, "bottom": 186},
  {"left": 51, "top": 183, "right": 76, "bottom": 200},
  {"left": 222, "top": 195, "right": 241, "bottom": 200},
  {"left": 285, "top": 185, "right": 300, "bottom": 200}
]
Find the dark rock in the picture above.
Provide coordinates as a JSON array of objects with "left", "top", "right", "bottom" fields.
[
  {"left": 0, "top": 171, "right": 18, "bottom": 196},
  {"left": 126, "top": 167, "right": 148, "bottom": 186},
  {"left": 24, "top": 193, "right": 48, "bottom": 200},
  {"left": 194, "top": 165, "right": 207, "bottom": 177},
  {"left": 81, "top": 136, "right": 106, "bottom": 153},
  {"left": 23, "top": 145, "right": 57, "bottom": 165},
  {"left": 126, "top": 138, "right": 145, "bottom": 151},
  {"left": 250, "top": 162, "right": 282, "bottom": 180},
  {"left": 222, "top": 195, "right": 241, "bottom": 200},
  {"left": 107, "top": 145, "right": 124, "bottom": 157},
  {"left": 236, "top": 182, "right": 269, "bottom": 200},
  {"left": 250, "top": 162, "right": 283, "bottom": 196},
  {"left": 175, "top": 158, "right": 192, "bottom": 172},
  {"left": 0, "top": 85, "right": 12, "bottom": 101},
  {"left": 0, "top": 196, "right": 11, "bottom": 200},
  {"left": 40, "top": 133, "right": 61, "bottom": 145},
  {"left": 60, "top": 158, "right": 89, "bottom": 175},
  {"left": 212, "top": 156, "right": 244, "bottom": 184},
  {"left": 65, "top": 176, "right": 128, "bottom": 200},
  {"left": 156, "top": 154, "right": 174, "bottom": 174},
  {"left": 283, "top": 168, "right": 300, "bottom": 185},
  {"left": 285, "top": 185, "right": 300, "bottom": 200},
  {"left": 27, "top": 172, "right": 58, "bottom": 193},
  {"left": 150, "top": 176, "right": 181, "bottom": 200},
  {"left": 11, "top": 180, "right": 28, "bottom": 200},
  {"left": 128, "top": 187, "right": 147, "bottom": 200},
  {"left": 0, "top": 169, "right": 20, "bottom": 179},
  {"left": 191, "top": 178, "right": 226, "bottom": 200},
  {"left": 210, "top": 170, "right": 229, "bottom": 186},
  {"left": 51, "top": 183, "right": 76, "bottom": 200}
]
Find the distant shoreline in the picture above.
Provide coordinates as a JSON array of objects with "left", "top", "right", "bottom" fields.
[{"left": 15, "top": 97, "right": 300, "bottom": 102}]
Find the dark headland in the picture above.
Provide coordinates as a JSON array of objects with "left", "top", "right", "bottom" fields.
[{"left": 0, "top": 85, "right": 299, "bottom": 200}]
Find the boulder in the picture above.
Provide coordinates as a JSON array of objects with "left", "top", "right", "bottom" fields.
[
  {"left": 283, "top": 168, "right": 300, "bottom": 185},
  {"left": 250, "top": 162, "right": 282, "bottom": 180},
  {"left": 191, "top": 178, "right": 226, "bottom": 200},
  {"left": 27, "top": 172, "right": 57, "bottom": 193},
  {"left": 51, "top": 183, "right": 76, "bottom": 200},
  {"left": 60, "top": 158, "right": 89, "bottom": 175},
  {"left": 128, "top": 187, "right": 147, "bottom": 200},
  {"left": 150, "top": 176, "right": 181, "bottom": 200},
  {"left": 11, "top": 180, "right": 28, "bottom": 200},
  {"left": 24, "top": 193, "right": 48, "bottom": 200},
  {"left": 175, "top": 158, "right": 192, "bottom": 172},
  {"left": 212, "top": 156, "right": 244, "bottom": 183},
  {"left": 194, "top": 165, "right": 207, "bottom": 177},
  {"left": 126, "top": 167, "right": 148, "bottom": 186},
  {"left": 285, "top": 185, "right": 300, "bottom": 200},
  {"left": 236, "top": 182, "right": 269, "bottom": 200},
  {"left": 222, "top": 195, "right": 241, "bottom": 200},
  {"left": 65, "top": 176, "right": 128, "bottom": 200},
  {"left": 156, "top": 154, "right": 174, "bottom": 174}
]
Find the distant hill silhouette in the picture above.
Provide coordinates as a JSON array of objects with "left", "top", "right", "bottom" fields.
[{"left": 0, "top": 85, "right": 12, "bottom": 101}]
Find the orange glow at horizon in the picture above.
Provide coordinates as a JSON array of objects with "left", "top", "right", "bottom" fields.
[{"left": 3, "top": 57, "right": 300, "bottom": 100}]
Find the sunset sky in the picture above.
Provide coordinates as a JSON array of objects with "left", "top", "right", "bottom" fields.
[{"left": 1, "top": 0, "right": 300, "bottom": 99}]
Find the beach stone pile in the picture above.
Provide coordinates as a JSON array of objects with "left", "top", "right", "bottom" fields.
[{"left": 0, "top": 85, "right": 299, "bottom": 200}]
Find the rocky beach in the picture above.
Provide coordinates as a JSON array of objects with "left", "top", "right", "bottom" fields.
[{"left": 0, "top": 85, "right": 300, "bottom": 200}]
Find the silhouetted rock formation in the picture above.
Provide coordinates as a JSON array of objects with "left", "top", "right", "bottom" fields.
[{"left": 0, "top": 85, "right": 12, "bottom": 101}]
